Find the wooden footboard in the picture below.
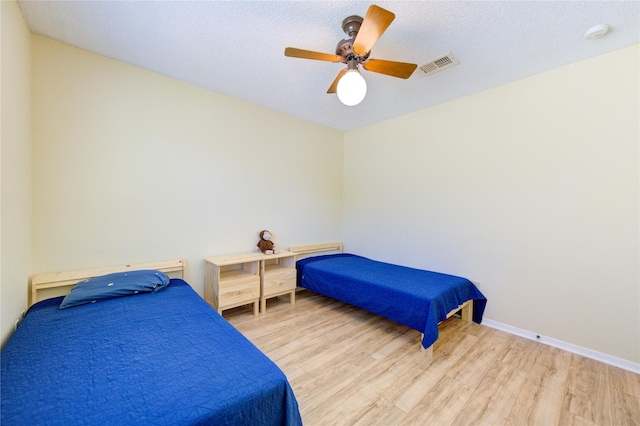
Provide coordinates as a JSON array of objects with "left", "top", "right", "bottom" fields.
[
  {"left": 446, "top": 299, "right": 473, "bottom": 322},
  {"left": 30, "top": 259, "right": 185, "bottom": 307}
]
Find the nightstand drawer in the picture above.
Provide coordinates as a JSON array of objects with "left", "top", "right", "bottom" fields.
[
  {"left": 263, "top": 269, "right": 296, "bottom": 295},
  {"left": 218, "top": 276, "right": 260, "bottom": 305}
]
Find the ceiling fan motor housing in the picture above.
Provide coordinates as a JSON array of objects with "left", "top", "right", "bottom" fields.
[
  {"left": 336, "top": 38, "right": 370, "bottom": 63},
  {"left": 336, "top": 15, "right": 369, "bottom": 64}
]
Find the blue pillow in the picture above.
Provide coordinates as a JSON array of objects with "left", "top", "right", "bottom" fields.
[{"left": 59, "top": 269, "right": 170, "bottom": 309}]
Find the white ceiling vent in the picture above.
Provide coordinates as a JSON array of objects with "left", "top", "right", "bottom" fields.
[{"left": 419, "top": 52, "right": 459, "bottom": 76}]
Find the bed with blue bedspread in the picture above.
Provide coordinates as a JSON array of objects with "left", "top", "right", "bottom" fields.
[
  {"left": 295, "top": 249, "right": 487, "bottom": 350},
  {"left": 1, "top": 261, "right": 302, "bottom": 426}
]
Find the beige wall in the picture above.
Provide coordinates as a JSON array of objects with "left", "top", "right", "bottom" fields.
[
  {"left": 343, "top": 45, "right": 640, "bottom": 363},
  {"left": 31, "top": 35, "right": 343, "bottom": 296},
  {"left": 1, "top": 0, "right": 32, "bottom": 347}
]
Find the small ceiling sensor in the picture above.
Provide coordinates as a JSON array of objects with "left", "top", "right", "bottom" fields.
[{"left": 584, "top": 24, "right": 609, "bottom": 40}]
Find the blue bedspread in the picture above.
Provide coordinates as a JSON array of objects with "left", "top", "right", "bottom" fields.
[
  {"left": 297, "top": 254, "right": 487, "bottom": 349},
  {"left": 1, "top": 279, "right": 302, "bottom": 426}
]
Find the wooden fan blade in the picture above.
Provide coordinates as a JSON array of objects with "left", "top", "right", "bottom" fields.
[
  {"left": 327, "top": 69, "right": 347, "bottom": 93},
  {"left": 285, "top": 47, "right": 342, "bottom": 62},
  {"left": 363, "top": 59, "right": 417, "bottom": 79},
  {"left": 353, "top": 5, "right": 395, "bottom": 55}
]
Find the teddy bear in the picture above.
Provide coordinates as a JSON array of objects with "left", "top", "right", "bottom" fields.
[{"left": 257, "top": 230, "right": 280, "bottom": 255}]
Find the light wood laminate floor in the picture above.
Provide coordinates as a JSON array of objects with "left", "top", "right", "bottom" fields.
[{"left": 225, "top": 290, "right": 640, "bottom": 426}]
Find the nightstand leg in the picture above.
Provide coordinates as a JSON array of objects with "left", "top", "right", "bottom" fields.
[{"left": 253, "top": 300, "right": 259, "bottom": 316}]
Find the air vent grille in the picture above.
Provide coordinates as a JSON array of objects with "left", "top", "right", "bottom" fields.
[{"left": 419, "top": 52, "right": 459, "bottom": 76}]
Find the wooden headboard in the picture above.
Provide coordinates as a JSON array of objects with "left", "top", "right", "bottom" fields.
[
  {"left": 30, "top": 259, "right": 185, "bottom": 307},
  {"left": 289, "top": 242, "right": 343, "bottom": 257}
]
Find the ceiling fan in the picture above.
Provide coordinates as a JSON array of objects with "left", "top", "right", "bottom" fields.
[{"left": 284, "top": 4, "right": 417, "bottom": 106}]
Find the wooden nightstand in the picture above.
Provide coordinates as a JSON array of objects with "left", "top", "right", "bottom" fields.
[
  {"left": 204, "top": 253, "right": 261, "bottom": 316},
  {"left": 204, "top": 250, "right": 297, "bottom": 316},
  {"left": 260, "top": 250, "right": 296, "bottom": 313}
]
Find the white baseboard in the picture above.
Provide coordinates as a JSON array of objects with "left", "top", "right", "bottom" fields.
[{"left": 481, "top": 319, "right": 640, "bottom": 374}]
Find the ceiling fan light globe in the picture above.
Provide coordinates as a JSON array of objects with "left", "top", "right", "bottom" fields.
[{"left": 337, "top": 70, "right": 367, "bottom": 106}]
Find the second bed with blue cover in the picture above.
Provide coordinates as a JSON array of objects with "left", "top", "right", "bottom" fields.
[{"left": 297, "top": 253, "right": 487, "bottom": 349}]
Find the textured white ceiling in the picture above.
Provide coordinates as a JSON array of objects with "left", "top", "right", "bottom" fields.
[{"left": 17, "top": 1, "right": 640, "bottom": 132}]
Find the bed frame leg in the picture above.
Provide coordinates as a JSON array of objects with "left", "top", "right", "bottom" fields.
[
  {"left": 461, "top": 300, "right": 473, "bottom": 322},
  {"left": 422, "top": 342, "right": 434, "bottom": 363},
  {"left": 420, "top": 334, "right": 434, "bottom": 358},
  {"left": 423, "top": 345, "right": 433, "bottom": 356}
]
